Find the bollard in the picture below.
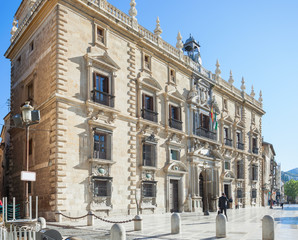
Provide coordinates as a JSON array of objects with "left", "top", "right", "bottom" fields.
[
  {"left": 171, "top": 213, "right": 181, "bottom": 234},
  {"left": 38, "top": 217, "right": 47, "bottom": 229},
  {"left": 216, "top": 213, "right": 227, "bottom": 238},
  {"left": 87, "top": 211, "right": 94, "bottom": 226},
  {"left": 262, "top": 215, "right": 274, "bottom": 240},
  {"left": 55, "top": 211, "right": 62, "bottom": 223},
  {"left": 110, "top": 224, "right": 126, "bottom": 240},
  {"left": 134, "top": 215, "right": 143, "bottom": 231}
]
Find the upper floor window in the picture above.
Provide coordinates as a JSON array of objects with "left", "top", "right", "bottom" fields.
[
  {"left": 142, "top": 93, "right": 158, "bottom": 122},
  {"left": 29, "top": 40, "right": 34, "bottom": 53},
  {"left": 170, "top": 69, "right": 176, "bottom": 83},
  {"left": 169, "top": 105, "right": 182, "bottom": 130},
  {"left": 224, "top": 127, "right": 232, "bottom": 147},
  {"left": 237, "top": 161, "right": 244, "bottom": 179},
  {"left": 29, "top": 139, "right": 33, "bottom": 156},
  {"left": 27, "top": 82, "right": 34, "bottom": 101},
  {"left": 251, "top": 189, "right": 257, "bottom": 199},
  {"left": 92, "top": 72, "right": 114, "bottom": 107},
  {"left": 97, "top": 27, "right": 104, "bottom": 44},
  {"left": 252, "top": 165, "right": 258, "bottom": 181},
  {"left": 143, "top": 143, "right": 156, "bottom": 167},
  {"left": 195, "top": 112, "right": 216, "bottom": 141},
  {"left": 252, "top": 137, "right": 258, "bottom": 154},
  {"left": 93, "top": 130, "right": 112, "bottom": 160},
  {"left": 236, "top": 131, "right": 244, "bottom": 150},
  {"left": 237, "top": 188, "right": 243, "bottom": 198},
  {"left": 170, "top": 149, "right": 180, "bottom": 161},
  {"left": 200, "top": 113, "right": 210, "bottom": 130},
  {"left": 224, "top": 161, "right": 230, "bottom": 170},
  {"left": 144, "top": 54, "right": 151, "bottom": 70}
]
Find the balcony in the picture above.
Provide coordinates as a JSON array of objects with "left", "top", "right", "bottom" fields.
[
  {"left": 93, "top": 150, "right": 107, "bottom": 160},
  {"left": 196, "top": 127, "right": 217, "bottom": 141},
  {"left": 92, "top": 89, "right": 115, "bottom": 108},
  {"left": 141, "top": 109, "right": 158, "bottom": 122},
  {"left": 237, "top": 142, "right": 244, "bottom": 150},
  {"left": 224, "top": 138, "right": 233, "bottom": 147},
  {"left": 252, "top": 147, "right": 259, "bottom": 154},
  {"left": 169, "top": 118, "right": 182, "bottom": 131}
]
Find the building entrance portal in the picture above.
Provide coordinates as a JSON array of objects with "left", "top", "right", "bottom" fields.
[
  {"left": 199, "top": 173, "right": 206, "bottom": 212},
  {"left": 169, "top": 179, "right": 179, "bottom": 212},
  {"left": 224, "top": 183, "right": 230, "bottom": 209}
]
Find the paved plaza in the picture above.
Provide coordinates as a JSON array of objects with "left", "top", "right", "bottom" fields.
[{"left": 48, "top": 204, "right": 298, "bottom": 240}]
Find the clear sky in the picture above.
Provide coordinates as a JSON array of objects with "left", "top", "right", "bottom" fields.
[{"left": 1, "top": 0, "right": 297, "bottom": 171}]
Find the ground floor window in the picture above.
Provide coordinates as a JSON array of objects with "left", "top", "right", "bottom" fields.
[
  {"left": 252, "top": 189, "right": 257, "bottom": 199},
  {"left": 93, "top": 177, "right": 112, "bottom": 197},
  {"left": 142, "top": 181, "right": 157, "bottom": 198}
]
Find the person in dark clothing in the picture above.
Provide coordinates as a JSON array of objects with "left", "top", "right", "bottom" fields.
[{"left": 218, "top": 192, "right": 228, "bottom": 220}]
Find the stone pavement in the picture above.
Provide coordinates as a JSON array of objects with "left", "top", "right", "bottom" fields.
[{"left": 47, "top": 204, "right": 298, "bottom": 240}]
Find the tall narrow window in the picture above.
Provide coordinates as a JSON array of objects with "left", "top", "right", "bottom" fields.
[
  {"left": 237, "top": 162, "right": 244, "bottom": 179},
  {"left": 143, "top": 143, "right": 156, "bottom": 167},
  {"left": 29, "top": 41, "right": 34, "bottom": 52},
  {"left": 252, "top": 137, "right": 258, "bottom": 154},
  {"left": 93, "top": 73, "right": 114, "bottom": 107},
  {"left": 200, "top": 113, "right": 210, "bottom": 130},
  {"left": 252, "top": 165, "right": 258, "bottom": 181},
  {"left": 142, "top": 94, "right": 157, "bottom": 122},
  {"left": 27, "top": 82, "right": 34, "bottom": 101},
  {"left": 170, "top": 69, "right": 175, "bottom": 82},
  {"left": 93, "top": 131, "right": 112, "bottom": 160},
  {"left": 93, "top": 178, "right": 112, "bottom": 197},
  {"left": 97, "top": 27, "right": 104, "bottom": 44},
  {"left": 29, "top": 139, "right": 33, "bottom": 156},
  {"left": 170, "top": 149, "right": 180, "bottom": 161},
  {"left": 144, "top": 55, "right": 151, "bottom": 69},
  {"left": 169, "top": 105, "right": 182, "bottom": 130},
  {"left": 142, "top": 181, "right": 156, "bottom": 198}
]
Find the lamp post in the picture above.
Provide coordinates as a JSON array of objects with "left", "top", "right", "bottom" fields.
[{"left": 13, "top": 101, "right": 40, "bottom": 218}]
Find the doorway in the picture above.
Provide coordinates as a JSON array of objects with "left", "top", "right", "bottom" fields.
[
  {"left": 224, "top": 184, "right": 230, "bottom": 209},
  {"left": 169, "top": 179, "right": 179, "bottom": 212},
  {"left": 199, "top": 173, "right": 205, "bottom": 212}
]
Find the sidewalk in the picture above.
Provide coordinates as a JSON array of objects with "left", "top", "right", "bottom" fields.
[{"left": 47, "top": 204, "right": 298, "bottom": 240}]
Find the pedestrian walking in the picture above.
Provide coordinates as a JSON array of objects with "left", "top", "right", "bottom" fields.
[{"left": 218, "top": 192, "right": 228, "bottom": 220}]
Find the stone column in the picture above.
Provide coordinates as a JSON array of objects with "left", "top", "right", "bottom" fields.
[{"left": 179, "top": 176, "right": 185, "bottom": 212}]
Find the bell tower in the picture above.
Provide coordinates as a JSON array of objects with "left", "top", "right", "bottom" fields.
[{"left": 183, "top": 34, "right": 202, "bottom": 65}]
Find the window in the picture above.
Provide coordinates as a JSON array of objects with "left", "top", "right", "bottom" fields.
[
  {"left": 29, "top": 41, "right": 34, "bottom": 52},
  {"left": 142, "top": 181, "right": 156, "bottom": 198},
  {"left": 237, "top": 189, "right": 243, "bottom": 198},
  {"left": 97, "top": 27, "right": 104, "bottom": 44},
  {"left": 169, "top": 105, "right": 182, "bottom": 130},
  {"left": 252, "top": 189, "right": 257, "bottom": 198},
  {"left": 170, "top": 69, "right": 175, "bottom": 82},
  {"left": 252, "top": 165, "right": 258, "bottom": 181},
  {"left": 142, "top": 93, "right": 157, "bottom": 122},
  {"left": 252, "top": 137, "right": 258, "bottom": 154},
  {"left": 236, "top": 131, "right": 244, "bottom": 150},
  {"left": 224, "top": 161, "right": 230, "bottom": 170},
  {"left": 92, "top": 72, "right": 114, "bottom": 107},
  {"left": 237, "top": 162, "right": 244, "bottom": 179},
  {"left": 17, "top": 56, "right": 21, "bottom": 66},
  {"left": 144, "top": 55, "right": 150, "bottom": 69},
  {"left": 93, "top": 131, "right": 112, "bottom": 160},
  {"left": 28, "top": 181, "right": 32, "bottom": 194},
  {"left": 143, "top": 143, "right": 156, "bottom": 166},
  {"left": 200, "top": 113, "right": 209, "bottom": 130},
  {"left": 27, "top": 82, "right": 34, "bottom": 101},
  {"left": 224, "top": 127, "right": 232, "bottom": 147},
  {"left": 170, "top": 149, "right": 180, "bottom": 161},
  {"left": 93, "top": 178, "right": 112, "bottom": 197}
]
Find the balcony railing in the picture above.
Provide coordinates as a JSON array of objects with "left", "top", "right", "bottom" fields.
[
  {"left": 196, "top": 127, "right": 217, "bottom": 141},
  {"left": 237, "top": 142, "right": 244, "bottom": 150},
  {"left": 252, "top": 147, "right": 259, "bottom": 154},
  {"left": 169, "top": 118, "right": 182, "bottom": 131},
  {"left": 92, "top": 89, "right": 115, "bottom": 107},
  {"left": 141, "top": 108, "right": 158, "bottom": 122},
  {"left": 224, "top": 138, "right": 233, "bottom": 147}
]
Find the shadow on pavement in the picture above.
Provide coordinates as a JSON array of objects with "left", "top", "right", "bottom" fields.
[
  {"left": 134, "top": 233, "right": 172, "bottom": 239},
  {"left": 275, "top": 217, "right": 298, "bottom": 225}
]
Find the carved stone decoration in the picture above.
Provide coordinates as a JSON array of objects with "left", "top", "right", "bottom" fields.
[
  {"left": 168, "top": 133, "right": 183, "bottom": 144},
  {"left": 259, "top": 90, "right": 263, "bottom": 103},
  {"left": 228, "top": 70, "right": 234, "bottom": 85},
  {"left": 154, "top": 17, "right": 162, "bottom": 37},
  {"left": 87, "top": 108, "right": 93, "bottom": 117},
  {"left": 92, "top": 164, "right": 109, "bottom": 177},
  {"left": 241, "top": 77, "right": 246, "bottom": 92},
  {"left": 187, "top": 86, "right": 198, "bottom": 101},
  {"left": 250, "top": 85, "right": 255, "bottom": 98},
  {"left": 107, "top": 113, "right": 118, "bottom": 124},
  {"left": 176, "top": 32, "right": 183, "bottom": 52},
  {"left": 129, "top": 0, "right": 137, "bottom": 18},
  {"left": 144, "top": 133, "right": 157, "bottom": 143},
  {"left": 142, "top": 170, "right": 154, "bottom": 181},
  {"left": 215, "top": 59, "right": 221, "bottom": 80},
  {"left": 10, "top": 19, "right": 18, "bottom": 42}
]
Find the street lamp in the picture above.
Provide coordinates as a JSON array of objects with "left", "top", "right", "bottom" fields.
[{"left": 13, "top": 101, "right": 40, "bottom": 218}]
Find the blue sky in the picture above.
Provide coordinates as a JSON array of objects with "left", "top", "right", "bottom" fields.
[{"left": 1, "top": 0, "right": 298, "bottom": 171}]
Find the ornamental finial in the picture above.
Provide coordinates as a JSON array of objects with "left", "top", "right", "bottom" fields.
[
  {"left": 241, "top": 77, "right": 246, "bottom": 92},
  {"left": 259, "top": 90, "right": 263, "bottom": 103},
  {"left": 10, "top": 19, "right": 18, "bottom": 42},
  {"left": 250, "top": 85, "right": 255, "bottom": 98},
  {"left": 228, "top": 70, "right": 234, "bottom": 85},
  {"left": 154, "top": 17, "right": 162, "bottom": 37},
  {"left": 129, "top": 0, "right": 137, "bottom": 18},
  {"left": 176, "top": 31, "right": 183, "bottom": 52},
  {"left": 215, "top": 59, "right": 221, "bottom": 79}
]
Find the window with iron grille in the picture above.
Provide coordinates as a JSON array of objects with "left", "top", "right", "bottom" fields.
[
  {"left": 143, "top": 143, "right": 156, "bottom": 166},
  {"left": 237, "top": 189, "right": 243, "bottom": 198},
  {"left": 142, "top": 181, "right": 156, "bottom": 198},
  {"left": 93, "top": 177, "right": 112, "bottom": 197},
  {"left": 225, "top": 161, "right": 230, "bottom": 170},
  {"left": 93, "top": 130, "right": 112, "bottom": 160},
  {"left": 252, "top": 165, "right": 258, "bottom": 181},
  {"left": 237, "top": 162, "right": 244, "bottom": 179},
  {"left": 252, "top": 189, "right": 257, "bottom": 198},
  {"left": 92, "top": 72, "right": 114, "bottom": 107}
]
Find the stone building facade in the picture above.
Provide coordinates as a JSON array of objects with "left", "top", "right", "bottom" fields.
[{"left": 5, "top": 0, "right": 265, "bottom": 220}]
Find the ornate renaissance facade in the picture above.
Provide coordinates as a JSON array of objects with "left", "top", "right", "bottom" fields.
[{"left": 4, "top": 0, "right": 265, "bottom": 220}]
